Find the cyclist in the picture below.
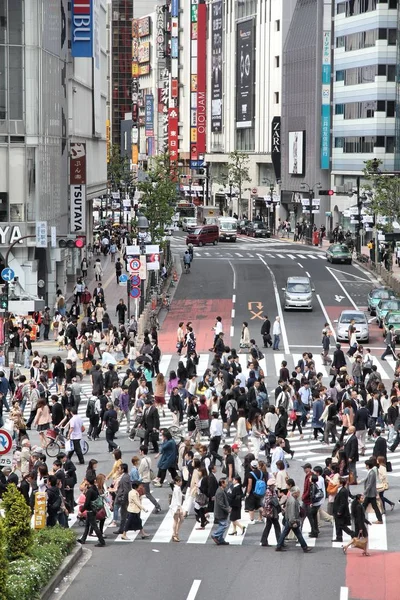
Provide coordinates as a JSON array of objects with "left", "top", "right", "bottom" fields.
[
  {"left": 183, "top": 250, "right": 192, "bottom": 273},
  {"left": 187, "top": 243, "right": 194, "bottom": 261}
]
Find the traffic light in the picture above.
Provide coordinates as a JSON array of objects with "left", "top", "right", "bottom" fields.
[
  {"left": 0, "top": 293, "right": 8, "bottom": 310},
  {"left": 58, "top": 236, "right": 86, "bottom": 249},
  {"left": 319, "top": 190, "right": 335, "bottom": 196}
]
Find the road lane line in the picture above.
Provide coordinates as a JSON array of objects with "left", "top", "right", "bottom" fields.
[
  {"left": 158, "top": 354, "right": 173, "bottom": 377},
  {"left": 326, "top": 267, "right": 358, "bottom": 309},
  {"left": 186, "top": 580, "right": 202, "bottom": 600},
  {"left": 276, "top": 253, "right": 285, "bottom": 258},
  {"left": 231, "top": 309, "right": 235, "bottom": 318},
  {"left": 274, "top": 353, "right": 285, "bottom": 376},
  {"left": 235, "top": 253, "right": 243, "bottom": 257},
  {"left": 373, "top": 359, "right": 391, "bottom": 381},
  {"left": 316, "top": 294, "right": 337, "bottom": 341},
  {"left": 229, "top": 260, "right": 236, "bottom": 290},
  {"left": 232, "top": 294, "right": 236, "bottom": 303},
  {"left": 296, "top": 254, "right": 307, "bottom": 259},
  {"left": 306, "top": 271, "right": 311, "bottom": 277},
  {"left": 312, "top": 354, "right": 329, "bottom": 377},
  {"left": 287, "top": 254, "right": 296, "bottom": 260},
  {"left": 368, "top": 514, "right": 388, "bottom": 550},
  {"left": 151, "top": 512, "right": 175, "bottom": 543},
  {"left": 340, "top": 588, "right": 349, "bottom": 600},
  {"left": 297, "top": 262, "right": 304, "bottom": 269},
  {"left": 197, "top": 353, "right": 210, "bottom": 375},
  {"left": 230, "top": 325, "right": 234, "bottom": 337},
  {"left": 257, "top": 254, "right": 289, "bottom": 354}
]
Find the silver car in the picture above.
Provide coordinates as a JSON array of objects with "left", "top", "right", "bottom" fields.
[
  {"left": 336, "top": 310, "right": 369, "bottom": 343},
  {"left": 282, "top": 276, "right": 314, "bottom": 310}
]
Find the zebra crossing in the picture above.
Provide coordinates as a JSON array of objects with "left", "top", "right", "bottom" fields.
[
  {"left": 66, "top": 488, "right": 389, "bottom": 550},
  {"left": 194, "top": 249, "right": 326, "bottom": 261}
]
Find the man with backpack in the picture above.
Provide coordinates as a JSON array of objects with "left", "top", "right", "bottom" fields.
[
  {"left": 245, "top": 459, "right": 266, "bottom": 524},
  {"left": 86, "top": 395, "right": 101, "bottom": 440},
  {"left": 102, "top": 401, "right": 119, "bottom": 453},
  {"left": 104, "top": 364, "right": 118, "bottom": 390}
]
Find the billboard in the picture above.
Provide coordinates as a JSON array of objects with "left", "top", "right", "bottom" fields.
[
  {"left": 138, "top": 17, "right": 150, "bottom": 38},
  {"left": 211, "top": 0, "right": 223, "bottom": 132},
  {"left": 190, "top": 1, "right": 207, "bottom": 167},
  {"left": 288, "top": 131, "right": 305, "bottom": 175},
  {"left": 236, "top": 20, "right": 254, "bottom": 129},
  {"left": 321, "top": 30, "right": 331, "bottom": 170},
  {"left": 138, "top": 42, "right": 150, "bottom": 64},
  {"left": 70, "top": 143, "right": 86, "bottom": 233},
  {"left": 71, "top": 0, "right": 93, "bottom": 58},
  {"left": 145, "top": 95, "right": 154, "bottom": 137},
  {"left": 168, "top": 107, "right": 179, "bottom": 162},
  {"left": 271, "top": 117, "right": 281, "bottom": 182}
]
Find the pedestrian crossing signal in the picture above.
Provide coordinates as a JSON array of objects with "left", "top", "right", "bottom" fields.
[
  {"left": 0, "top": 294, "right": 8, "bottom": 310},
  {"left": 59, "top": 237, "right": 86, "bottom": 249}
]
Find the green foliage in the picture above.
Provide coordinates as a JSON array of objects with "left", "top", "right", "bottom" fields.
[
  {"left": 0, "top": 519, "right": 9, "bottom": 600},
  {"left": 137, "top": 153, "right": 176, "bottom": 243},
  {"left": 228, "top": 151, "right": 251, "bottom": 200},
  {"left": 5, "top": 527, "right": 77, "bottom": 600},
  {"left": 107, "top": 144, "right": 132, "bottom": 189},
  {"left": 34, "top": 526, "right": 77, "bottom": 554},
  {"left": 363, "top": 158, "right": 400, "bottom": 231},
  {"left": 2, "top": 484, "right": 33, "bottom": 560}
]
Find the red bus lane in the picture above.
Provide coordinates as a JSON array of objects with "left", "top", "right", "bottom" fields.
[{"left": 346, "top": 552, "right": 400, "bottom": 600}]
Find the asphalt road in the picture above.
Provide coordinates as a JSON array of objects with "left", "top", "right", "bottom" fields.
[{"left": 51, "top": 234, "right": 400, "bottom": 600}]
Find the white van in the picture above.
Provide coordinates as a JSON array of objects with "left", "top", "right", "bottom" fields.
[{"left": 218, "top": 217, "right": 237, "bottom": 242}]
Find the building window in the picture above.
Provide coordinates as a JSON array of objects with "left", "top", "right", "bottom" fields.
[
  {"left": 387, "top": 101, "right": 395, "bottom": 117},
  {"left": 386, "top": 136, "right": 395, "bottom": 152},
  {"left": 275, "top": 20, "right": 280, "bottom": 32},
  {"left": 274, "top": 92, "right": 279, "bottom": 104},
  {"left": 335, "top": 104, "right": 345, "bottom": 115},
  {"left": 275, "top": 56, "right": 280, "bottom": 68},
  {"left": 0, "top": 0, "right": 23, "bottom": 121},
  {"left": 336, "top": 70, "right": 345, "bottom": 82},
  {"left": 335, "top": 135, "right": 395, "bottom": 153},
  {"left": 236, "top": 128, "right": 255, "bottom": 152}
]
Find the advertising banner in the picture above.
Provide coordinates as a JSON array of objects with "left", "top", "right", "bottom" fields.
[
  {"left": 288, "top": 131, "right": 305, "bottom": 175},
  {"left": 271, "top": 117, "right": 281, "bottom": 182},
  {"left": 70, "top": 143, "right": 86, "bottom": 233},
  {"left": 168, "top": 107, "right": 179, "bottom": 163},
  {"left": 138, "top": 42, "right": 150, "bottom": 64},
  {"left": 138, "top": 17, "right": 150, "bottom": 37},
  {"left": 190, "top": 1, "right": 207, "bottom": 167},
  {"left": 236, "top": 20, "right": 254, "bottom": 129},
  {"left": 145, "top": 95, "right": 154, "bottom": 137},
  {"left": 71, "top": 0, "right": 93, "bottom": 57},
  {"left": 211, "top": 0, "right": 223, "bottom": 132},
  {"left": 321, "top": 30, "right": 331, "bottom": 170}
]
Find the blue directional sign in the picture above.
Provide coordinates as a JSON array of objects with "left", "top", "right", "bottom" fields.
[
  {"left": 1, "top": 268, "right": 14, "bottom": 282},
  {"left": 119, "top": 274, "right": 128, "bottom": 283}
]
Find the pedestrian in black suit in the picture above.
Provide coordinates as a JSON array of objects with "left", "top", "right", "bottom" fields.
[
  {"left": 372, "top": 429, "right": 387, "bottom": 461},
  {"left": 142, "top": 398, "right": 160, "bottom": 453},
  {"left": 332, "top": 343, "right": 346, "bottom": 372},
  {"left": 344, "top": 426, "right": 359, "bottom": 484},
  {"left": 261, "top": 316, "right": 272, "bottom": 348},
  {"left": 332, "top": 478, "right": 354, "bottom": 542}
]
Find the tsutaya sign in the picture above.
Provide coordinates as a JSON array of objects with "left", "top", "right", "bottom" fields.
[{"left": 0, "top": 226, "right": 24, "bottom": 247}]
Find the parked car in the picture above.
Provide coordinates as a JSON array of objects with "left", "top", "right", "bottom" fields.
[
  {"left": 244, "top": 222, "right": 270, "bottom": 238},
  {"left": 376, "top": 298, "right": 400, "bottom": 328},
  {"left": 326, "top": 243, "right": 352, "bottom": 264},
  {"left": 383, "top": 310, "right": 400, "bottom": 342},
  {"left": 336, "top": 309, "right": 369, "bottom": 343},
  {"left": 367, "top": 286, "right": 396, "bottom": 316},
  {"left": 182, "top": 217, "right": 197, "bottom": 232},
  {"left": 237, "top": 219, "right": 250, "bottom": 234}
]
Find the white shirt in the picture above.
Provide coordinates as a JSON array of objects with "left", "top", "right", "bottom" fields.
[
  {"left": 214, "top": 321, "right": 223, "bottom": 335},
  {"left": 170, "top": 485, "right": 183, "bottom": 514},
  {"left": 272, "top": 320, "right": 281, "bottom": 335},
  {"left": 210, "top": 419, "right": 223, "bottom": 437},
  {"left": 67, "top": 348, "right": 78, "bottom": 362},
  {"left": 68, "top": 414, "right": 83, "bottom": 440}
]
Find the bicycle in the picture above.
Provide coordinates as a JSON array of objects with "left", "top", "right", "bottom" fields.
[
  {"left": 45, "top": 427, "right": 89, "bottom": 458},
  {"left": 162, "top": 293, "right": 171, "bottom": 310},
  {"left": 184, "top": 262, "right": 191, "bottom": 274}
]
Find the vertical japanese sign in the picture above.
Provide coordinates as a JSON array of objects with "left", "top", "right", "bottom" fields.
[
  {"left": 71, "top": 0, "right": 93, "bottom": 58},
  {"left": 36, "top": 222, "right": 48, "bottom": 248},
  {"left": 211, "top": 0, "right": 223, "bottom": 133},
  {"left": 132, "top": 19, "right": 139, "bottom": 166},
  {"left": 145, "top": 95, "right": 154, "bottom": 137},
  {"left": 190, "top": 0, "right": 207, "bottom": 167},
  {"left": 158, "top": 68, "right": 169, "bottom": 154},
  {"left": 236, "top": 20, "right": 254, "bottom": 129},
  {"left": 156, "top": 5, "right": 166, "bottom": 59},
  {"left": 321, "top": 30, "right": 331, "bottom": 170},
  {"left": 34, "top": 492, "right": 47, "bottom": 529},
  {"left": 70, "top": 143, "right": 86, "bottom": 234},
  {"left": 169, "top": 0, "right": 179, "bottom": 167}
]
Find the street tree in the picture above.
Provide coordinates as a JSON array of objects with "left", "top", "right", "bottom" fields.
[
  {"left": 136, "top": 153, "right": 176, "bottom": 244},
  {"left": 364, "top": 158, "right": 400, "bottom": 230},
  {"left": 107, "top": 144, "right": 132, "bottom": 191},
  {"left": 227, "top": 151, "right": 251, "bottom": 213}
]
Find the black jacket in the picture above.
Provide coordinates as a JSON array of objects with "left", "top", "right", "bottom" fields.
[
  {"left": 207, "top": 473, "right": 218, "bottom": 499},
  {"left": 261, "top": 319, "right": 271, "bottom": 335},
  {"left": 275, "top": 414, "right": 288, "bottom": 439},
  {"left": 47, "top": 486, "right": 62, "bottom": 515},
  {"left": 344, "top": 434, "right": 359, "bottom": 462},
  {"left": 367, "top": 398, "right": 382, "bottom": 417},
  {"left": 82, "top": 484, "right": 100, "bottom": 512},
  {"left": 373, "top": 436, "right": 387, "bottom": 460},
  {"left": 332, "top": 349, "right": 346, "bottom": 370},
  {"left": 142, "top": 405, "right": 160, "bottom": 430},
  {"left": 387, "top": 405, "right": 399, "bottom": 426},
  {"left": 51, "top": 402, "right": 64, "bottom": 426},
  {"left": 333, "top": 486, "right": 351, "bottom": 525},
  {"left": 354, "top": 407, "right": 369, "bottom": 431},
  {"left": 115, "top": 473, "right": 131, "bottom": 505},
  {"left": 63, "top": 459, "right": 77, "bottom": 487}
]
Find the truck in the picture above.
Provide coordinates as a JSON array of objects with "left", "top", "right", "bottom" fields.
[
  {"left": 196, "top": 205, "right": 220, "bottom": 225},
  {"left": 218, "top": 217, "right": 237, "bottom": 242}
]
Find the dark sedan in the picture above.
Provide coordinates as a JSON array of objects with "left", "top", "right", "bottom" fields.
[
  {"left": 237, "top": 219, "right": 250, "bottom": 234},
  {"left": 244, "top": 222, "right": 270, "bottom": 238}
]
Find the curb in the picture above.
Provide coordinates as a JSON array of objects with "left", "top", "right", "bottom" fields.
[{"left": 40, "top": 544, "right": 83, "bottom": 600}]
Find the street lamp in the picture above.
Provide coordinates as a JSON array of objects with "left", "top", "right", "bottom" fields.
[
  {"left": 300, "top": 182, "right": 322, "bottom": 245},
  {"left": 348, "top": 188, "right": 368, "bottom": 253}
]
